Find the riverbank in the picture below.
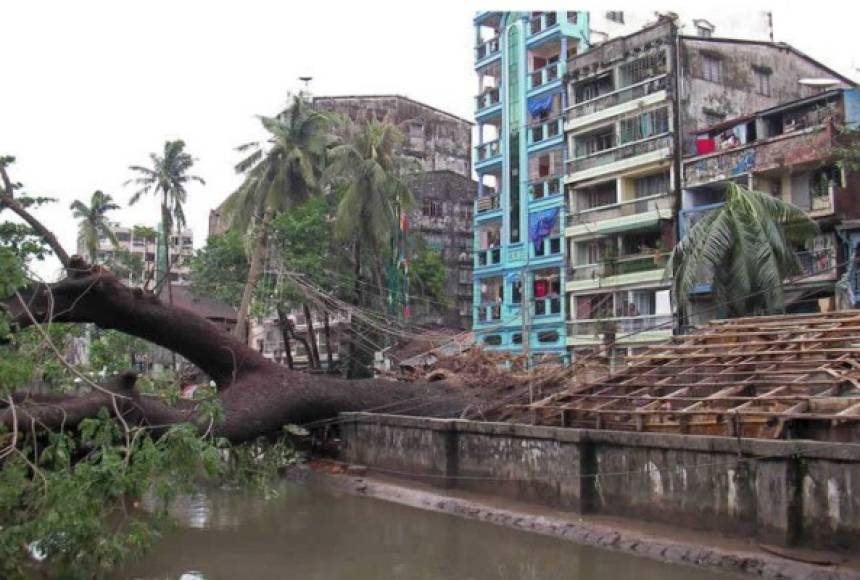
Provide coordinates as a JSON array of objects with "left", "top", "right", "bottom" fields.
[{"left": 302, "top": 463, "right": 860, "bottom": 580}]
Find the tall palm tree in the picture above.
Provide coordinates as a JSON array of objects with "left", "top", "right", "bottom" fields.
[
  {"left": 70, "top": 190, "right": 120, "bottom": 263},
  {"left": 668, "top": 182, "right": 818, "bottom": 318},
  {"left": 221, "top": 95, "right": 332, "bottom": 340},
  {"left": 325, "top": 117, "right": 414, "bottom": 377},
  {"left": 126, "top": 140, "right": 205, "bottom": 302},
  {"left": 132, "top": 225, "right": 158, "bottom": 286}
]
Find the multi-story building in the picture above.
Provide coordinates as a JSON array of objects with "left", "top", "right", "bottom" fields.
[
  {"left": 563, "top": 19, "right": 854, "bottom": 361},
  {"left": 681, "top": 88, "right": 860, "bottom": 323},
  {"left": 80, "top": 222, "right": 194, "bottom": 286},
  {"left": 473, "top": 11, "right": 593, "bottom": 363}
]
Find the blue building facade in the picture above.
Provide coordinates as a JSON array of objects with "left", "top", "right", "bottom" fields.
[{"left": 473, "top": 12, "right": 591, "bottom": 362}]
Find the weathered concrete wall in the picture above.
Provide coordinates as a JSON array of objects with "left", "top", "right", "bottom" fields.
[{"left": 340, "top": 413, "right": 860, "bottom": 550}]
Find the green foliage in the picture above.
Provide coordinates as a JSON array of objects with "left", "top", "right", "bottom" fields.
[
  {"left": 88, "top": 330, "right": 153, "bottom": 375},
  {"left": 409, "top": 244, "right": 448, "bottom": 306},
  {"left": 189, "top": 231, "right": 250, "bottom": 308},
  {"left": 69, "top": 190, "right": 120, "bottom": 263},
  {"left": 668, "top": 182, "right": 818, "bottom": 316}
]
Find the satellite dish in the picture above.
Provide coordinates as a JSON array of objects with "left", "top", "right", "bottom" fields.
[{"left": 799, "top": 78, "right": 840, "bottom": 87}]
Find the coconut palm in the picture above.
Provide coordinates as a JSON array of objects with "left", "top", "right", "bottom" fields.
[
  {"left": 221, "top": 94, "right": 332, "bottom": 340},
  {"left": 668, "top": 182, "right": 818, "bottom": 318},
  {"left": 126, "top": 140, "right": 205, "bottom": 300},
  {"left": 70, "top": 190, "right": 120, "bottom": 263},
  {"left": 325, "top": 117, "right": 415, "bottom": 377},
  {"left": 132, "top": 225, "right": 158, "bottom": 286}
]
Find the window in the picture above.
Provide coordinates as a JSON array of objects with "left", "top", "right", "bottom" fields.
[
  {"left": 484, "top": 335, "right": 502, "bottom": 346},
  {"left": 696, "top": 26, "right": 712, "bottom": 38},
  {"left": 703, "top": 109, "right": 725, "bottom": 127},
  {"left": 511, "top": 279, "right": 522, "bottom": 304},
  {"left": 700, "top": 53, "right": 723, "bottom": 83},
  {"left": 618, "top": 107, "right": 669, "bottom": 143},
  {"left": 422, "top": 199, "right": 442, "bottom": 218},
  {"left": 618, "top": 51, "right": 667, "bottom": 87},
  {"left": 754, "top": 67, "right": 772, "bottom": 96},
  {"left": 566, "top": 12, "right": 578, "bottom": 24},
  {"left": 577, "top": 181, "right": 617, "bottom": 210},
  {"left": 633, "top": 171, "right": 670, "bottom": 197},
  {"left": 606, "top": 11, "right": 624, "bottom": 23},
  {"left": 576, "top": 127, "right": 615, "bottom": 157},
  {"left": 537, "top": 330, "right": 559, "bottom": 343},
  {"left": 694, "top": 19, "right": 715, "bottom": 38}
]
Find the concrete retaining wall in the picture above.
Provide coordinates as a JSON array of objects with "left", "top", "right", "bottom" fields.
[{"left": 339, "top": 413, "right": 860, "bottom": 550}]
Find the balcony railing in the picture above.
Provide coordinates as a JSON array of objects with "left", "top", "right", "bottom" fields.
[
  {"left": 528, "top": 11, "right": 558, "bottom": 36},
  {"left": 476, "top": 37, "right": 500, "bottom": 61},
  {"left": 528, "top": 175, "right": 563, "bottom": 199},
  {"left": 796, "top": 247, "right": 836, "bottom": 279},
  {"left": 528, "top": 116, "right": 563, "bottom": 145},
  {"left": 476, "top": 139, "right": 501, "bottom": 163},
  {"left": 569, "top": 252, "right": 670, "bottom": 281},
  {"left": 568, "top": 314, "right": 674, "bottom": 337},
  {"left": 475, "top": 87, "right": 501, "bottom": 112},
  {"left": 568, "top": 192, "right": 673, "bottom": 225},
  {"left": 533, "top": 296, "right": 562, "bottom": 316},
  {"left": 476, "top": 194, "right": 500, "bottom": 213},
  {"left": 476, "top": 303, "right": 503, "bottom": 323},
  {"left": 528, "top": 62, "right": 562, "bottom": 91},
  {"left": 475, "top": 247, "right": 502, "bottom": 267},
  {"left": 568, "top": 134, "right": 671, "bottom": 175},
  {"left": 568, "top": 75, "right": 668, "bottom": 120}
]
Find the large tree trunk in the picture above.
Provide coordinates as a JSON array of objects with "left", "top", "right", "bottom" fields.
[
  {"left": 302, "top": 303, "right": 321, "bottom": 369},
  {"left": 1, "top": 258, "right": 470, "bottom": 443},
  {"left": 233, "top": 208, "right": 274, "bottom": 342}
]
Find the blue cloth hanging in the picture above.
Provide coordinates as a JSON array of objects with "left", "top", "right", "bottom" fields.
[
  {"left": 527, "top": 94, "right": 554, "bottom": 117},
  {"left": 528, "top": 208, "right": 560, "bottom": 252}
]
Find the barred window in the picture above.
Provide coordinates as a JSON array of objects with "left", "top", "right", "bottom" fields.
[
  {"left": 619, "top": 108, "right": 669, "bottom": 143},
  {"left": 701, "top": 53, "right": 723, "bottom": 83},
  {"left": 634, "top": 171, "right": 671, "bottom": 197},
  {"left": 754, "top": 67, "right": 772, "bottom": 96}
]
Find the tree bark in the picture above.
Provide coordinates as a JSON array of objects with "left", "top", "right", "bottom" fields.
[
  {"left": 234, "top": 208, "right": 273, "bottom": 342},
  {"left": 302, "top": 303, "right": 320, "bottom": 369},
  {"left": 1, "top": 258, "right": 470, "bottom": 443}
]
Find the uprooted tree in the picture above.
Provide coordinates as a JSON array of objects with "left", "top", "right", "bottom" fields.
[{"left": 0, "top": 161, "right": 470, "bottom": 445}]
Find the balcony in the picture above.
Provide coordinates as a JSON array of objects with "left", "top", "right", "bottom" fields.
[
  {"left": 527, "top": 12, "right": 559, "bottom": 38},
  {"left": 528, "top": 116, "right": 563, "bottom": 146},
  {"left": 796, "top": 246, "right": 837, "bottom": 282},
  {"left": 475, "top": 36, "right": 500, "bottom": 63},
  {"left": 567, "top": 75, "right": 668, "bottom": 125},
  {"left": 476, "top": 194, "right": 501, "bottom": 214},
  {"left": 533, "top": 236, "right": 562, "bottom": 259},
  {"left": 567, "top": 134, "right": 672, "bottom": 178},
  {"left": 475, "top": 88, "right": 501, "bottom": 114},
  {"left": 567, "top": 314, "right": 674, "bottom": 344},
  {"left": 683, "top": 125, "right": 833, "bottom": 188},
  {"left": 569, "top": 252, "right": 670, "bottom": 282},
  {"left": 566, "top": 193, "right": 674, "bottom": 238},
  {"left": 476, "top": 303, "right": 502, "bottom": 323},
  {"left": 528, "top": 175, "right": 563, "bottom": 200},
  {"left": 475, "top": 139, "right": 502, "bottom": 166},
  {"left": 528, "top": 62, "right": 562, "bottom": 92},
  {"left": 533, "top": 296, "right": 562, "bottom": 317},
  {"left": 475, "top": 247, "right": 502, "bottom": 268}
]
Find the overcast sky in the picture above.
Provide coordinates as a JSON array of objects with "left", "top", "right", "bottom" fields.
[{"left": 3, "top": 0, "right": 859, "bottom": 280}]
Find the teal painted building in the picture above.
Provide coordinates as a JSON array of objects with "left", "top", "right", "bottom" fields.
[{"left": 473, "top": 12, "right": 591, "bottom": 362}]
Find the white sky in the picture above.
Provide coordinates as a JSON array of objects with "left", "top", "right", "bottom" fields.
[{"left": 3, "top": 0, "right": 859, "bottom": 281}]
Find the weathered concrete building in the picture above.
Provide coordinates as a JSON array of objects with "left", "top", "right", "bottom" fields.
[
  {"left": 563, "top": 18, "right": 855, "bottom": 361},
  {"left": 682, "top": 88, "right": 860, "bottom": 322}
]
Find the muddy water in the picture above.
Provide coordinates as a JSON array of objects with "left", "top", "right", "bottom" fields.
[{"left": 115, "top": 483, "right": 732, "bottom": 580}]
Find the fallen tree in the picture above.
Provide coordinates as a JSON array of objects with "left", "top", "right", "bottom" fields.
[{"left": 1, "top": 256, "right": 471, "bottom": 442}]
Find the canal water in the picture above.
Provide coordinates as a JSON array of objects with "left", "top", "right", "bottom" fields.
[{"left": 115, "top": 483, "right": 732, "bottom": 579}]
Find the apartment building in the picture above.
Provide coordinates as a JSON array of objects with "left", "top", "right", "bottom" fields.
[
  {"left": 681, "top": 88, "right": 860, "bottom": 323},
  {"left": 81, "top": 222, "right": 194, "bottom": 286},
  {"left": 563, "top": 19, "right": 854, "bottom": 361}
]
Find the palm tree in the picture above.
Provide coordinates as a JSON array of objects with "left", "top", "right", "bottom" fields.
[
  {"left": 70, "top": 190, "right": 120, "bottom": 263},
  {"left": 325, "top": 117, "right": 414, "bottom": 377},
  {"left": 668, "top": 182, "right": 818, "bottom": 318},
  {"left": 132, "top": 225, "right": 158, "bottom": 286},
  {"left": 126, "top": 140, "right": 205, "bottom": 302},
  {"left": 221, "top": 94, "right": 332, "bottom": 340}
]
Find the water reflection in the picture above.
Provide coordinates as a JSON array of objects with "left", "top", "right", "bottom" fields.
[{"left": 116, "top": 483, "right": 730, "bottom": 580}]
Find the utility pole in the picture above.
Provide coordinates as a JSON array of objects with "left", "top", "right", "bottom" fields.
[{"left": 522, "top": 267, "right": 534, "bottom": 423}]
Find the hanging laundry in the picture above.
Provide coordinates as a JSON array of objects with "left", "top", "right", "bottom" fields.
[
  {"left": 534, "top": 279, "right": 549, "bottom": 298},
  {"left": 528, "top": 207, "right": 560, "bottom": 252},
  {"left": 527, "top": 94, "right": 554, "bottom": 118}
]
